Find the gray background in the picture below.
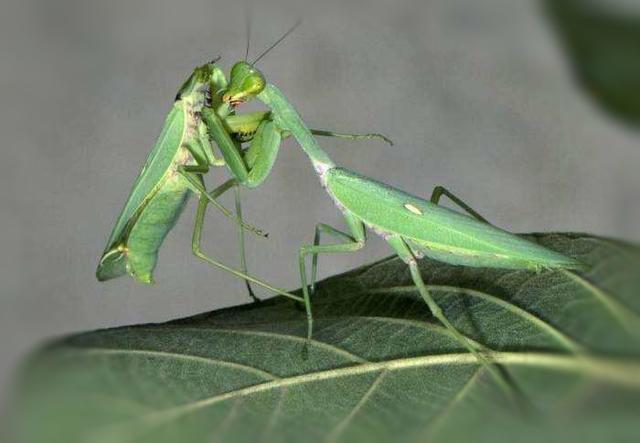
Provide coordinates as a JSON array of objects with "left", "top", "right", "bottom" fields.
[{"left": 1, "top": 0, "right": 639, "bottom": 420}]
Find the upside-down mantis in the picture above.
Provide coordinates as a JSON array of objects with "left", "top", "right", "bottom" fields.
[{"left": 97, "top": 23, "right": 587, "bottom": 394}]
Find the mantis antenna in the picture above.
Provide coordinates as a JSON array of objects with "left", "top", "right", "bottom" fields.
[
  {"left": 244, "top": 0, "right": 253, "bottom": 61},
  {"left": 251, "top": 19, "right": 302, "bottom": 65}
]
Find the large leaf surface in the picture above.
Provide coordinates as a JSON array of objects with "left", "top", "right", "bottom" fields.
[{"left": 14, "top": 233, "right": 640, "bottom": 443}]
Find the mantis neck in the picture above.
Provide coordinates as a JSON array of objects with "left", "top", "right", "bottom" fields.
[{"left": 258, "top": 84, "right": 336, "bottom": 172}]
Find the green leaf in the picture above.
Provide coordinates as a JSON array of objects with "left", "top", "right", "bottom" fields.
[
  {"left": 14, "top": 233, "right": 640, "bottom": 443},
  {"left": 544, "top": 0, "right": 640, "bottom": 127}
]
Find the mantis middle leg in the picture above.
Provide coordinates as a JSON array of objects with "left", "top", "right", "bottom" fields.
[
  {"left": 177, "top": 164, "right": 266, "bottom": 237},
  {"left": 191, "top": 183, "right": 304, "bottom": 305},
  {"left": 309, "top": 223, "right": 366, "bottom": 295},
  {"left": 182, "top": 171, "right": 260, "bottom": 303},
  {"left": 298, "top": 212, "right": 366, "bottom": 339}
]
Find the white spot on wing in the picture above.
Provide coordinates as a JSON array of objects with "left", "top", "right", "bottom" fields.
[{"left": 404, "top": 203, "right": 423, "bottom": 215}]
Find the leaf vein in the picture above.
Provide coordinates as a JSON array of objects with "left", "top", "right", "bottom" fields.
[
  {"left": 325, "top": 370, "right": 388, "bottom": 442},
  {"left": 80, "top": 348, "right": 279, "bottom": 380}
]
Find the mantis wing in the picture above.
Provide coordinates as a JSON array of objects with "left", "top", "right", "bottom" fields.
[
  {"left": 97, "top": 102, "right": 187, "bottom": 281},
  {"left": 327, "top": 167, "right": 586, "bottom": 271}
]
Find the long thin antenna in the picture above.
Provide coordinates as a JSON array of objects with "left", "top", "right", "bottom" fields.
[
  {"left": 244, "top": 0, "right": 253, "bottom": 60},
  {"left": 250, "top": 19, "right": 302, "bottom": 65}
]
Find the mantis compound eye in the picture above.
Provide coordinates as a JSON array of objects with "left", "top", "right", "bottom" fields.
[{"left": 224, "top": 61, "right": 266, "bottom": 104}]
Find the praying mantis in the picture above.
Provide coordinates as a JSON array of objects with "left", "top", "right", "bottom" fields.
[
  {"left": 95, "top": 25, "right": 389, "bottom": 293},
  {"left": 97, "top": 22, "right": 587, "bottom": 394}
]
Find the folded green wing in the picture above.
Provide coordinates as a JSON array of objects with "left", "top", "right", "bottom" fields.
[
  {"left": 327, "top": 168, "right": 585, "bottom": 270},
  {"left": 96, "top": 103, "right": 187, "bottom": 282},
  {"left": 103, "top": 103, "right": 186, "bottom": 250}
]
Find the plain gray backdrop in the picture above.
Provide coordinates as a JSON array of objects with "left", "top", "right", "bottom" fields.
[{"left": 1, "top": 0, "right": 639, "bottom": 420}]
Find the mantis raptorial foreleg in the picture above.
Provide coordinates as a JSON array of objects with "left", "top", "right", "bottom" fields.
[
  {"left": 222, "top": 112, "right": 393, "bottom": 147},
  {"left": 240, "top": 119, "right": 283, "bottom": 188},
  {"left": 192, "top": 184, "right": 303, "bottom": 304},
  {"left": 429, "top": 185, "right": 489, "bottom": 223},
  {"left": 197, "top": 121, "right": 226, "bottom": 167}
]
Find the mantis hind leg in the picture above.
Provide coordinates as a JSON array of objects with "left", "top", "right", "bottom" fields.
[
  {"left": 298, "top": 212, "right": 366, "bottom": 340},
  {"left": 191, "top": 185, "right": 303, "bottom": 305},
  {"left": 430, "top": 185, "right": 489, "bottom": 223},
  {"left": 386, "top": 235, "right": 518, "bottom": 403}
]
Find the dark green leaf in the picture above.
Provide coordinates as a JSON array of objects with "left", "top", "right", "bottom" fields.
[
  {"left": 14, "top": 233, "right": 640, "bottom": 443},
  {"left": 544, "top": 0, "right": 640, "bottom": 127}
]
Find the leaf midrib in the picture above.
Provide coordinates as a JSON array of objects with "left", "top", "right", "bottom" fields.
[{"left": 93, "top": 351, "right": 640, "bottom": 441}]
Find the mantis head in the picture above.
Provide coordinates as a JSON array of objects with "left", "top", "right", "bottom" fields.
[{"left": 223, "top": 61, "right": 266, "bottom": 106}]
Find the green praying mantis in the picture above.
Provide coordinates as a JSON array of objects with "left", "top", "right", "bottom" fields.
[
  {"left": 96, "top": 24, "right": 391, "bottom": 296},
  {"left": 97, "top": 23, "right": 587, "bottom": 394}
]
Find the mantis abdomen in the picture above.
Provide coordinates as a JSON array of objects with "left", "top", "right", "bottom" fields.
[
  {"left": 124, "top": 169, "right": 193, "bottom": 283},
  {"left": 325, "top": 167, "right": 586, "bottom": 271}
]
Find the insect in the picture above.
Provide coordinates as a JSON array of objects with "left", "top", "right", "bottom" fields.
[
  {"left": 95, "top": 60, "right": 274, "bottom": 286},
  {"left": 95, "top": 26, "right": 389, "bottom": 303},
  {"left": 96, "top": 20, "right": 586, "bottom": 392},
  {"left": 192, "top": 21, "right": 391, "bottom": 299},
  {"left": 210, "top": 53, "right": 588, "bottom": 390}
]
